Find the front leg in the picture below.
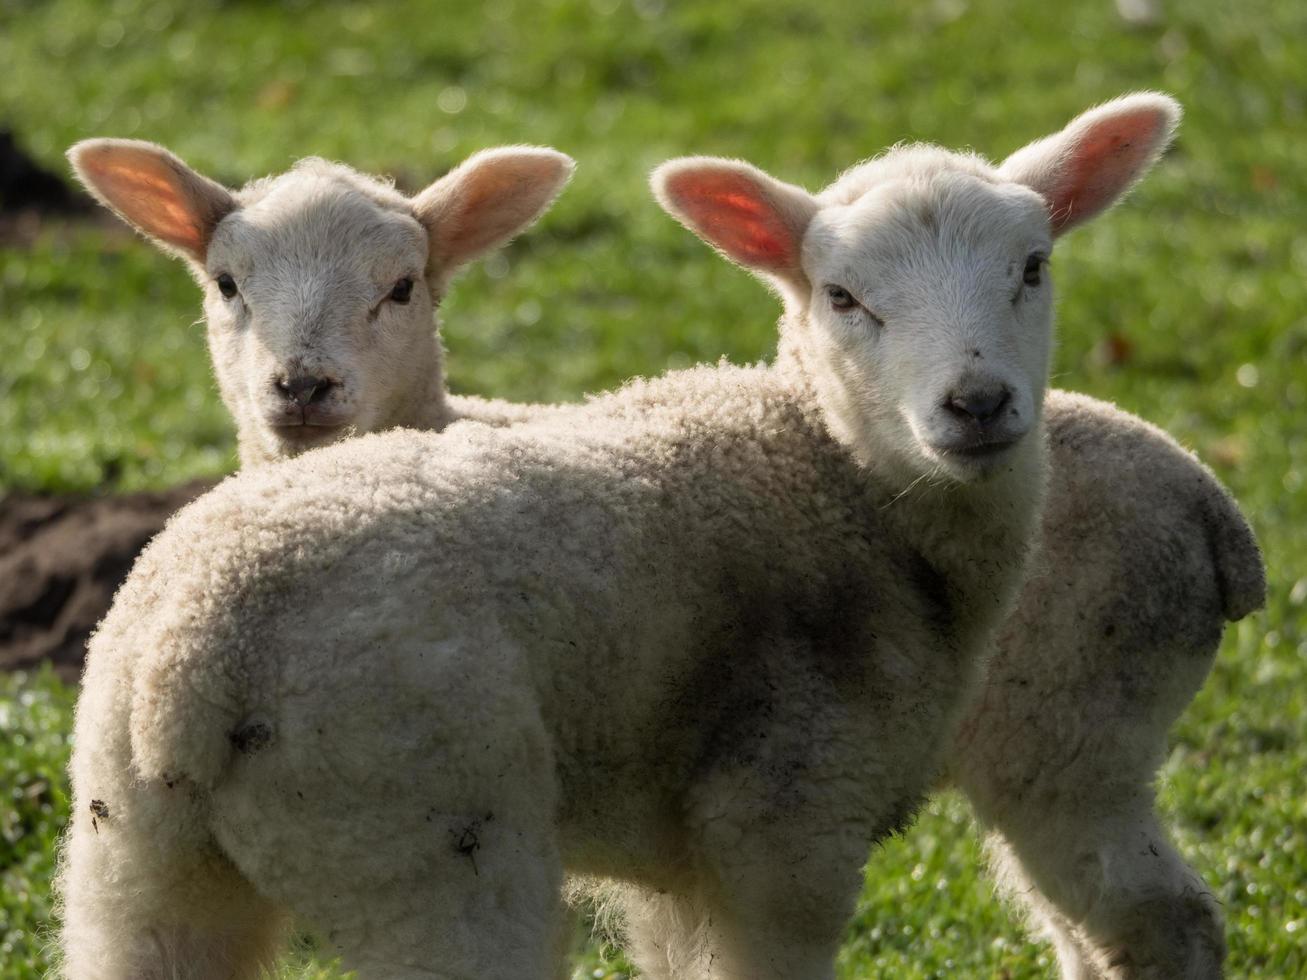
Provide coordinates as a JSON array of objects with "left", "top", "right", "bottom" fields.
[
  {"left": 617, "top": 764, "right": 869, "bottom": 980},
  {"left": 621, "top": 659, "right": 926, "bottom": 980}
]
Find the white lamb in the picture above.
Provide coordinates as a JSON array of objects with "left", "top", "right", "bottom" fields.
[
  {"left": 68, "top": 139, "right": 574, "bottom": 466},
  {"left": 58, "top": 97, "right": 1180, "bottom": 980},
  {"left": 65, "top": 99, "right": 1261, "bottom": 977},
  {"left": 630, "top": 99, "right": 1262, "bottom": 980},
  {"left": 649, "top": 102, "right": 1264, "bottom": 978}
]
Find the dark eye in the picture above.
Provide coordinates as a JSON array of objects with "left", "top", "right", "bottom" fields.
[
  {"left": 826, "top": 285, "right": 858, "bottom": 311},
  {"left": 216, "top": 273, "right": 238, "bottom": 299},
  {"left": 1023, "top": 254, "right": 1044, "bottom": 287},
  {"left": 389, "top": 277, "right": 414, "bottom": 304}
]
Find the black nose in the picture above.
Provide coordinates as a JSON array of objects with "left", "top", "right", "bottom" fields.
[
  {"left": 276, "top": 375, "right": 336, "bottom": 407},
  {"left": 945, "top": 387, "right": 1012, "bottom": 425}
]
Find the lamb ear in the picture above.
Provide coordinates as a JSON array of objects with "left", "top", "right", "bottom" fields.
[
  {"left": 651, "top": 157, "right": 818, "bottom": 299},
  {"left": 999, "top": 93, "right": 1181, "bottom": 236},
  {"left": 68, "top": 138, "right": 236, "bottom": 263},
  {"left": 413, "top": 146, "right": 575, "bottom": 277}
]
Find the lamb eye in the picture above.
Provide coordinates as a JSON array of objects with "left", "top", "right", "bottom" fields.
[
  {"left": 389, "top": 277, "right": 414, "bottom": 304},
  {"left": 216, "top": 273, "right": 238, "bottom": 299},
  {"left": 1023, "top": 255, "right": 1043, "bottom": 287},
  {"left": 826, "top": 285, "right": 858, "bottom": 311}
]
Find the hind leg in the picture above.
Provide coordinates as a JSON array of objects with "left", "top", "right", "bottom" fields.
[
  {"left": 316, "top": 828, "right": 563, "bottom": 980},
  {"left": 206, "top": 658, "right": 565, "bottom": 978},
  {"left": 985, "top": 802, "right": 1224, "bottom": 980},
  {"left": 58, "top": 658, "right": 287, "bottom": 980},
  {"left": 959, "top": 678, "right": 1224, "bottom": 978},
  {"left": 957, "top": 586, "right": 1227, "bottom": 978},
  {"left": 211, "top": 774, "right": 565, "bottom": 979},
  {"left": 59, "top": 748, "right": 286, "bottom": 979},
  {"left": 296, "top": 806, "right": 564, "bottom": 980}
]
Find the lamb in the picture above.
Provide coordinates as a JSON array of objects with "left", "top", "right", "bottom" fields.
[
  {"left": 56, "top": 94, "right": 1186, "bottom": 980},
  {"left": 57, "top": 96, "right": 1179, "bottom": 980},
  {"left": 62, "top": 101, "right": 1262, "bottom": 976},
  {"left": 626, "top": 99, "right": 1262, "bottom": 980},
  {"left": 67, "top": 138, "right": 574, "bottom": 466}
]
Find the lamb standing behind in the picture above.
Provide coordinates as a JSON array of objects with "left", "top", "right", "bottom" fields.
[
  {"left": 67, "top": 139, "right": 573, "bottom": 466},
  {"left": 59, "top": 98, "right": 1176, "bottom": 980}
]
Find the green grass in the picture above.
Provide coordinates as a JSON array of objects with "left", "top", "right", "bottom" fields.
[
  {"left": 2, "top": 0, "right": 1305, "bottom": 976},
  {"left": 0, "top": 669, "right": 72, "bottom": 974}
]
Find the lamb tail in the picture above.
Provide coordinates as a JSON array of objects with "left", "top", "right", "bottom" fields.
[{"left": 1200, "top": 479, "right": 1266, "bottom": 622}]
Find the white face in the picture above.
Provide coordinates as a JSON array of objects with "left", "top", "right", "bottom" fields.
[
  {"left": 70, "top": 140, "right": 573, "bottom": 466},
  {"left": 798, "top": 173, "right": 1054, "bottom": 484},
  {"left": 203, "top": 177, "right": 437, "bottom": 460}
]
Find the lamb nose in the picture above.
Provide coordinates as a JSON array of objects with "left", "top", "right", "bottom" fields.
[
  {"left": 276, "top": 375, "right": 335, "bottom": 407},
  {"left": 946, "top": 388, "right": 1011, "bottom": 424}
]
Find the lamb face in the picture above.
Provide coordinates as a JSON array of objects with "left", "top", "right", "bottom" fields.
[
  {"left": 653, "top": 92, "right": 1180, "bottom": 487},
  {"left": 202, "top": 167, "right": 437, "bottom": 458},
  {"left": 799, "top": 170, "right": 1053, "bottom": 483},
  {"left": 68, "top": 141, "right": 574, "bottom": 465}
]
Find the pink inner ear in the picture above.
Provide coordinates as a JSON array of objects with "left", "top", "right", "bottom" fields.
[
  {"left": 84, "top": 156, "right": 206, "bottom": 254},
  {"left": 442, "top": 168, "right": 533, "bottom": 260},
  {"left": 666, "top": 171, "right": 798, "bottom": 271},
  {"left": 1049, "top": 110, "right": 1166, "bottom": 232},
  {"left": 423, "top": 153, "right": 566, "bottom": 270}
]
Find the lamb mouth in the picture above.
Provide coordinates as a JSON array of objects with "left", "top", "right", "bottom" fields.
[
  {"left": 270, "top": 422, "right": 350, "bottom": 439},
  {"left": 952, "top": 439, "right": 1018, "bottom": 458},
  {"left": 932, "top": 437, "right": 1021, "bottom": 461}
]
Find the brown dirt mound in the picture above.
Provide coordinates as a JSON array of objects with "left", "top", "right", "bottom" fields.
[
  {"left": 0, "top": 480, "right": 217, "bottom": 680},
  {"left": 0, "top": 127, "right": 90, "bottom": 215}
]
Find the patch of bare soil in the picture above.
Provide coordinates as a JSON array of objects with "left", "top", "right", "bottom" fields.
[
  {"left": 0, "top": 126, "right": 110, "bottom": 246},
  {"left": 1, "top": 126, "right": 201, "bottom": 680},
  {"left": 0, "top": 481, "right": 217, "bottom": 680},
  {"left": 0, "top": 128, "right": 87, "bottom": 215}
]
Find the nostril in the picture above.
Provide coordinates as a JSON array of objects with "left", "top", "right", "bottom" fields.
[
  {"left": 982, "top": 388, "right": 1011, "bottom": 422},
  {"left": 276, "top": 375, "right": 335, "bottom": 408},
  {"left": 306, "top": 379, "right": 336, "bottom": 405},
  {"left": 946, "top": 387, "right": 1011, "bottom": 425}
]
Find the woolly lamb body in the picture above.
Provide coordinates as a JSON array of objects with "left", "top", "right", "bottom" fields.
[{"left": 61, "top": 361, "right": 1036, "bottom": 980}]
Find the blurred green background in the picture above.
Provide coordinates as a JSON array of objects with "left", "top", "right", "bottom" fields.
[{"left": 1, "top": 0, "right": 1304, "bottom": 976}]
